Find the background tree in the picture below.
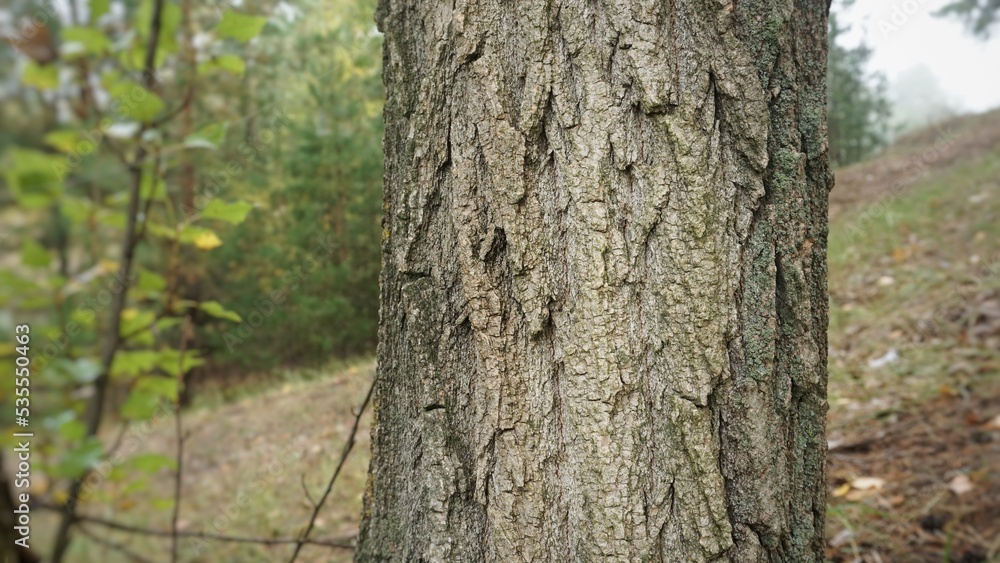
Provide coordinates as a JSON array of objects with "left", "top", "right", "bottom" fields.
[
  {"left": 360, "top": 0, "right": 832, "bottom": 560},
  {"left": 887, "top": 65, "right": 959, "bottom": 136},
  {"left": 936, "top": 0, "right": 1000, "bottom": 37},
  {"left": 826, "top": 5, "right": 891, "bottom": 166}
]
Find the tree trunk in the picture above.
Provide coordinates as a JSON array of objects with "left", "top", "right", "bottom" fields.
[{"left": 360, "top": 0, "right": 832, "bottom": 560}]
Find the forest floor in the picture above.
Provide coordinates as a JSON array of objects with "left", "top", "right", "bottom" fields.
[
  {"left": 39, "top": 110, "right": 1000, "bottom": 562},
  {"left": 824, "top": 109, "right": 1000, "bottom": 562}
]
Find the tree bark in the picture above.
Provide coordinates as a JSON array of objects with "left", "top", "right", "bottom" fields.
[{"left": 360, "top": 0, "right": 832, "bottom": 560}]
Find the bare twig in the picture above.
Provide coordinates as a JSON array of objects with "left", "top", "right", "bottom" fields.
[
  {"left": 300, "top": 473, "right": 318, "bottom": 509},
  {"left": 77, "top": 524, "right": 155, "bottom": 563},
  {"left": 104, "top": 421, "right": 132, "bottom": 460},
  {"left": 70, "top": 513, "right": 355, "bottom": 549},
  {"left": 288, "top": 377, "right": 375, "bottom": 562},
  {"left": 170, "top": 315, "right": 193, "bottom": 563},
  {"left": 151, "top": 85, "right": 195, "bottom": 129},
  {"left": 50, "top": 2, "right": 168, "bottom": 561}
]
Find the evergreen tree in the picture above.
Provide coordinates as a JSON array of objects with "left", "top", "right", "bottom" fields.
[
  {"left": 826, "top": 7, "right": 891, "bottom": 167},
  {"left": 937, "top": 0, "right": 1000, "bottom": 38}
]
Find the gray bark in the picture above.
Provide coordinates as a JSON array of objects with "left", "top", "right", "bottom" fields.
[{"left": 359, "top": 0, "right": 831, "bottom": 560}]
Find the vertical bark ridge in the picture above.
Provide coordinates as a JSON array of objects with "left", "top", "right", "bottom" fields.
[{"left": 361, "top": 0, "right": 831, "bottom": 560}]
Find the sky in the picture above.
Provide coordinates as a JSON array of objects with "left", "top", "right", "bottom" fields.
[{"left": 838, "top": 0, "right": 1000, "bottom": 113}]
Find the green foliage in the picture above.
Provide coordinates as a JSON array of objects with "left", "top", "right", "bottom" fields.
[
  {"left": 0, "top": 0, "right": 383, "bottom": 555},
  {"left": 827, "top": 7, "right": 892, "bottom": 167},
  {"left": 214, "top": 10, "right": 269, "bottom": 42},
  {"left": 0, "top": 0, "right": 261, "bottom": 554},
  {"left": 205, "top": 1, "right": 383, "bottom": 368},
  {"left": 936, "top": 0, "right": 1000, "bottom": 38}
]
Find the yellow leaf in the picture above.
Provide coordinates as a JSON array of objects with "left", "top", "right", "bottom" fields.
[
  {"left": 832, "top": 483, "right": 852, "bottom": 498},
  {"left": 122, "top": 308, "right": 139, "bottom": 320},
  {"left": 193, "top": 231, "right": 222, "bottom": 251},
  {"left": 29, "top": 473, "right": 49, "bottom": 496}
]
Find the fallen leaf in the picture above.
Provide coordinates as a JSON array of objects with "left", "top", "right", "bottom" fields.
[
  {"left": 948, "top": 474, "right": 973, "bottom": 495},
  {"left": 832, "top": 483, "right": 852, "bottom": 497},
  {"left": 985, "top": 414, "right": 1000, "bottom": 430},
  {"left": 829, "top": 528, "right": 854, "bottom": 548},
  {"left": 868, "top": 349, "right": 899, "bottom": 369},
  {"left": 851, "top": 477, "right": 886, "bottom": 491}
]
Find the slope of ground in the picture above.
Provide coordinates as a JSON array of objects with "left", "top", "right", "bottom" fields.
[
  {"left": 825, "top": 109, "right": 1000, "bottom": 562},
  {"left": 35, "top": 110, "right": 1000, "bottom": 562},
  {"left": 35, "top": 362, "right": 374, "bottom": 562}
]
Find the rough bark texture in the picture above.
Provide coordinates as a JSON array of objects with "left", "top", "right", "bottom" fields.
[{"left": 360, "top": 0, "right": 831, "bottom": 560}]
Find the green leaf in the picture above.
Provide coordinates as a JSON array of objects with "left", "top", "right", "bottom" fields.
[
  {"left": 129, "top": 453, "right": 176, "bottom": 473},
  {"left": 121, "top": 390, "right": 160, "bottom": 420},
  {"left": 137, "top": 270, "right": 166, "bottom": 292},
  {"left": 109, "top": 82, "right": 164, "bottom": 122},
  {"left": 146, "top": 222, "right": 177, "bottom": 240},
  {"left": 110, "top": 350, "right": 160, "bottom": 379},
  {"left": 60, "top": 196, "right": 95, "bottom": 224},
  {"left": 22, "top": 62, "right": 59, "bottom": 90},
  {"left": 183, "top": 122, "right": 228, "bottom": 149},
  {"left": 155, "top": 350, "right": 203, "bottom": 379},
  {"left": 22, "top": 239, "right": 51, "bottom": 268},
  {"left": 200, "top": 200, "right": 253, "bottom": 225},
  {"left": 120, "top": 309, "right": 157, "bottom": 345},
  {"left": 3, "top": 148, "right": 65, "bottom": 208},
  {"left": 123, "top": 477, "right": 149, "bottom": 495},
  {"left": 57, "top": 437, "right": 103, "bottom": 479},
  {"left": 60, "top": 420, "right": 87, "bottom": 441},
  {"left": 140, "top": 172, "right": 167, "bottom": 200},
  {"left": 199, "top": 300, "right": 242, "bottom": 323},
  {"left": 197, "top": 54, "right": 245, "bottom": 76},
  {"left": 90, "top": 0, "right": 111, "bottom": 23},
  {"left": 152, "top": 498, "right": 174, "bottom": 510},
  {"left": 0, "top": 271, "right": 39, "bottom": 293},
  {"left": 135, "top": 375, "right": 179, "bottom": 401},
  {"left": 215, "top": 10, "right": 268, "bottom": 42},
  {"left": 61, "top": 26, "right": 112, "bottom": 58},
  {"left": 43, "top": 130, "right": 84, "bottom": 153},
  {"left": 42, "top": 410, "right": 87, "bottom": 442}
]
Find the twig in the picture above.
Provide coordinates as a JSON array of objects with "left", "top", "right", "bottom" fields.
[
  {"left": 104, "top": 421, "right": 132, "bottom": 460},
  {"left": 77, "top": 524, "right": 155, "bottom": 563},
  {"left": 151, "top": 85, "right": 195, "bottom": 128},
  {"left": 170, "top": 315, "right": 193, "bottom": 563},
  {"left": 72, "top": 513, "right": 355, "bottom": 549},
  {"left": 288, "top": 377, "right": 375, "bottom": 562},
  {"left": 50, "top": 2, "right": 168, "bottom": 561},
  {"left": 300, "top": 473, "right": 318, "bottom": 509}
]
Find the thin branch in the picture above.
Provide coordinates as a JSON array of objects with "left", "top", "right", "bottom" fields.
[
  {"left": 104, "top": 421, "right": 132, "bottom": 460},
  {"left": 150, "top": 85, "right": 195, "bottom": 129},
  {"left": 77, "top": 524, "right": 155, "bottom": 563},
  {"left": 299, "top": 473, "right": 318, "bottom": 509},
  {"left": 72, "top": 513, "right": 355, "bottom": 549},
  {"left": 50, "top": 2, "right": 168, "bottom": 561},
  {"left": 288, "top": 377, "right": 375, "bottom": 562},
  {"left": 170, "top": 315, "right": 193, "bottom": 563}
]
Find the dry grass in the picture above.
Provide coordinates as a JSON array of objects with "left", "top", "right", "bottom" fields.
[{"left": 36, "top": 362, "right": 374, "bottom": 562}]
